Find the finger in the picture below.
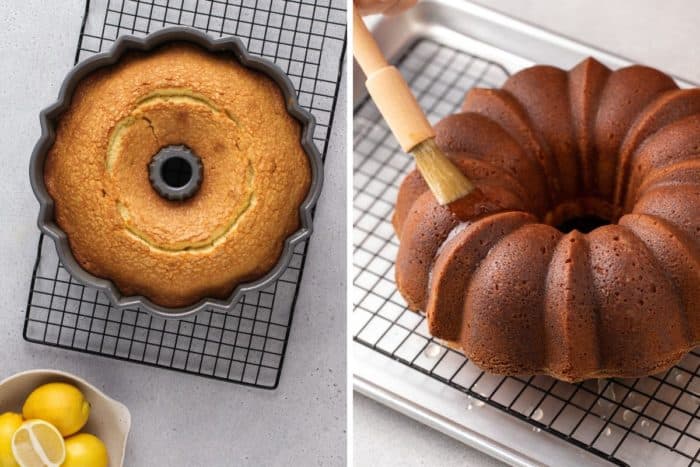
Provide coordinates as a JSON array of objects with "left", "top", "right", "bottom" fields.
[
  {"left": 355, "top": 0, "right": 398, "bottom": 16},
  {"left": 383, "top": 0, "right": 418, "bottom": 15},
  {"left": 357, "top": 0, "right": 398, "bottom": 15}
]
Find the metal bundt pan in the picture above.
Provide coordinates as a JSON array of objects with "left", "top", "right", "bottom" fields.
[{"left": 29, "top": 27, "right": 323, "bottom": 319}]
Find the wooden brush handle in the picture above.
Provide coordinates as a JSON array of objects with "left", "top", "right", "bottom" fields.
[{"left": 353, "top": 7, "right": 435, "bottom": 152}]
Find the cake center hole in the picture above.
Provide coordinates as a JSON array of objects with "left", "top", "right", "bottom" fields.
[
  {"left": 149, "top": 145, "right": 203, "bottom": 201},
  {"left": 556, "top": 215, "right": 610, "bottom": 234},
  {"left": 548, "top": 199, "right": 618, "bottom": 234},
  {"left": 161, "top": 156, "right": 192, "bottom": 188}
]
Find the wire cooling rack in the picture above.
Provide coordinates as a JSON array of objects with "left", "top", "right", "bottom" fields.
[
  {"left": 24, "top": 0, "right": 345, "bottom": 389},
  {"left": 353, "top": 38, "right": 700, "bottom": 466}
]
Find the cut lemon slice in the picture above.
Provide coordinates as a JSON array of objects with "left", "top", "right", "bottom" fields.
[{"left": 11, "top": 420, "right": 66, "bottom": 467}]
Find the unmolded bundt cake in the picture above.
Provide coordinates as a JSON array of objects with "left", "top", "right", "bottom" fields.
[
  {"left": 44, "top": 43, "right": 311, "bottom": 308},
  {"left": 393, "top": 57, "right": 700, "bottom": 382}
]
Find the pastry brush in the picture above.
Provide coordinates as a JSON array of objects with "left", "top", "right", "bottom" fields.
[{"left": 353, "top": 8, "right": 475, "bottom": 205}]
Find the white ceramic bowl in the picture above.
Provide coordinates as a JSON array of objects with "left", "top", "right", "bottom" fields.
[{"left": 0, "top": 369, "right": 131, "bottom": 467}]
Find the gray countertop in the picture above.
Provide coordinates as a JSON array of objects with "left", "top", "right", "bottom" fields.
[
  {"left": 353, "top": 1, "right": 700, "bottom": 466},
  {"left": 0, "top": 1, "right": 346, "bottom": 466}
]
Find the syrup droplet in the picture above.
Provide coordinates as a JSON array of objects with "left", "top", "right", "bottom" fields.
[
  {"left": 597, "top": 379, "right": 607, "bottom": 395},
  {"left": 675, "top": 371, "right": 687, "bottom": 385},
  {"left": 532, "top": 408, "right": 544, "bottom": 421},
  {"left": 604, "top": 427, "right": 612, "bottom": 437},
  {"left": 622, "top": 409, "right": 634, "bottom": 423},
  {"left": 532, "top": 427, "right": 541, "bottom": 433},
  {"left": 623, "top": 406, "right": 644, "bottom": 423},
  {"left": 424, "top": 343, "right": 441, "bottom": 358},
  {"left": 641, "top": 419, "right": 649, "bottom": 428},
  {"left": 600, "top": 382, "right": 617, "bottom": 402}
]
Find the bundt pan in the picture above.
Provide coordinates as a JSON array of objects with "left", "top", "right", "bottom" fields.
[{"left": 29, "top": 27, "right": 323, "bottom": 319}]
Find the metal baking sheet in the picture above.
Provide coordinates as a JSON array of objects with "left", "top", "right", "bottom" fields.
[{"left": 352, "top": 1, "right": 699, "bottom": 465}]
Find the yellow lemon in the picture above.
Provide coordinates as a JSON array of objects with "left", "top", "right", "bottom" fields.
[
  {"left": 0, "top": 412, "right": 23, "bottom": 467},
  {"left": 11, "top": 420, "right": 65, "bottom": 467},
  {"left": 22, "top": 383, "right": 90, "bottom": 437},
  {"left": 63, "top": 433, "right": 109, "bottom": 467}
]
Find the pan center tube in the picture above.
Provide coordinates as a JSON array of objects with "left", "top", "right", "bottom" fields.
[{"left": 148, "top": 145, "right": 203, "bottom": 201}]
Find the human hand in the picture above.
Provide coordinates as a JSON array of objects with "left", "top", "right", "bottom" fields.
[{"left": 355, "top": 0, "right": 418, "bottom": 16}]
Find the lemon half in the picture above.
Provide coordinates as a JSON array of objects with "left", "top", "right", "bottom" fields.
[
  {"left": 11, "top": 420, "right": 65, "bottom": 467},
  {"left": 22, "top": 383, "right": 90, "bottom": 437}
]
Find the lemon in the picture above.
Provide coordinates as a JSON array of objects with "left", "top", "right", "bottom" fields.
[
  {"left": 63, "top": 433, "right": 109, "bottom": 467},
  {"left": 0, "top": 412, "right": 23, "bottom": 467},
  {"left": 22, "top": 383, "right": 90, "bottom": 437},
  {"left": 11, "top": 420, "right": 65, "bottom": 467}
]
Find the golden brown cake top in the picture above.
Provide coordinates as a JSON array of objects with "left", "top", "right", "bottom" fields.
[{"left": 44, "top": 43, "right": 311, "bottom": 307}]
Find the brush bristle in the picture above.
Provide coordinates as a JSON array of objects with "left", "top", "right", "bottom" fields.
[{"left": 411, "top": 139, "right": 474, "bottom": 205}]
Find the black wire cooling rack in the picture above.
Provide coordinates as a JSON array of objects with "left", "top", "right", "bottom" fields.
[
  {"left": 353, "top": 38, "right": 700, "bottom": 466},
  {"left": 24, "top": 0, "right": 345, "bottom": 389}
]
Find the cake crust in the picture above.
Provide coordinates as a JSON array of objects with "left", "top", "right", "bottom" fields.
[
  {"left": 44, "top": 43, "right": 311, "bottom": 307},
  {"left": 394, "top": 57, "right": 700, "bottom": 382}
]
